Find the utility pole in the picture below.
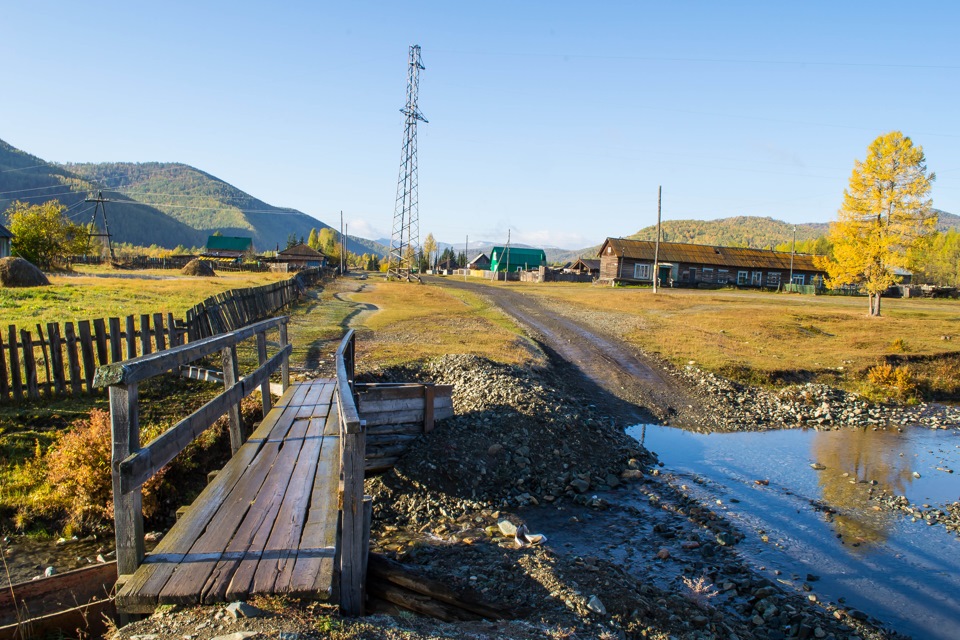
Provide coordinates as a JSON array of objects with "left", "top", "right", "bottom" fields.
[
  {"left": 388, "top": 45, "right": 427, "bottom": 280},
  {"left": 464, "top": 235, "right": 468, "bottom": 282},
  {"left": 653, "top": 186, "right": 662, "bottom": 293},
  {"left": 502, "top": 229, "right": 511, "bottom": 282},
  {"left": 340, "top": 211, "right": 345, "bottom": 275},
  {"left": 86, "top": 190, "right": 116, "bottom": 261},
  {"left": 789, "top": 224, "right": 796, "bottom": 290}
]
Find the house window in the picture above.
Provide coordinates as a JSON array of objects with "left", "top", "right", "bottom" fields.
[
  {"left": 792, "top": 274, "right": 805, "bottom": 285},
  {"left": 767, "top": 272, "right": 781, "bottom": 286},
  {"left": 737, "top": 271, "right": 749, "bottom": 285},
  {"left": 703, "top": 268, "right": 714, "bottom": 283},
  {"left": 689, "top": 267, "right": 698, "bottom": 282},
  {"left": 634, "top": 263, "right": 651, "bottom": 280},
  {"left": 717, "top": 269, "right": 729, "bottom": 284},
  {"left": 751, "top": 271, "right": 762, "bottom": 286}
]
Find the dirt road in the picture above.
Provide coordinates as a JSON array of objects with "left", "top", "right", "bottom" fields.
[{"left": 430, "top": 277, "right": 711, "bottom": 429}]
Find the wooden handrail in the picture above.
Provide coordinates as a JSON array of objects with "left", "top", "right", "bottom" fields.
[
  {"left": 103, "top": 316, "right": 290, "bottom": 577},
  {"left": 336, "top": 329, "right": 366, "bottom": 616}
]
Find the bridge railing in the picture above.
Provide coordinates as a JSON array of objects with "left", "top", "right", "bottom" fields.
[
  {"left": 94, "top": 316, "right": 291, "bottom": 578},
  {"left": 335, "top": 329, "right": 368, "bottom": 616}
]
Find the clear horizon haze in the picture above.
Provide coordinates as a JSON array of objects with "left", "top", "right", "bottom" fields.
[{"left": 2, "top": 1, "right": 958, "bottom": 250}]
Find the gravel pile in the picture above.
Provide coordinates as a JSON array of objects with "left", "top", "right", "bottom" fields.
[{"left": 680, "top": 365, "right": 960, "bottom": 431}]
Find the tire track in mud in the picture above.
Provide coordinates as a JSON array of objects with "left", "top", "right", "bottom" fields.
[{"left": 431, "top": 277, "right": 709, "bottom": 428}]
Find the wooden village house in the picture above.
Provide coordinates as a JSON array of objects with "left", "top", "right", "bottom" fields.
[
  {"left": 467, "top": 253, "right": 491, "bottom": 270},
  {"left": 277, "top": 242, "right": 326, "bottom": 269},
  {"left": 598, "top": 238, "right": 825, "bottom": 288},
  {"left": 568, "top": 258, "right": 600, "bottom": 277},
  {"left": 0, "top": 223, "right": 11, "bottom": 258},
  {"left": 203, "top": 235, "right": 254, "bottom": 260}
]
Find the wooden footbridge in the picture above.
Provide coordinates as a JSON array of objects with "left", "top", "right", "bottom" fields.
[{"left": 95, "top": 318, "right": 451, "bottom": 617}]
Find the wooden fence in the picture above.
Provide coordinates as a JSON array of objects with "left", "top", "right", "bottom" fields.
[{"left": 0, "top": 268, "right": 322, "bottom": 405}]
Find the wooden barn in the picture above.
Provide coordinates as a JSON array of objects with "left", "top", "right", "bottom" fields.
[
  {"left": 598, "top": 238, "right": 825, "bottom": 288},
  {"left": 467, "top": 253, "right": 491, "bottom": 270},
  {"left": 569, "top": 258, "right": 600, "bottom": 277}
]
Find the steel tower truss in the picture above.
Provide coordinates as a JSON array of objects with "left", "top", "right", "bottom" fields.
[{"left": 389, "top": 45, "right": 427, "bottom": 279}]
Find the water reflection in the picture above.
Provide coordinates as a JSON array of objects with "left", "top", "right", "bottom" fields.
[{"left": 810, "top": 428, "right": 914, "bottom": 549}]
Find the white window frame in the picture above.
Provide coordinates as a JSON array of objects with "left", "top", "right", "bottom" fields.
[
  {"left": 751, "top": 271, "right": 763, "bottom": 286},
  {"left": 792, "top": 274, "right": 805, "bottom": 285},
  {"left": 634, "top": 263, "right": 651, "bottom": 280},
  {"left": 737, "top": 271, "right": 749, "bottom": 285}
]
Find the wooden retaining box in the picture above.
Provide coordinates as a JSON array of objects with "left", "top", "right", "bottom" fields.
[{"left": 356, "top": 383, "right": 453, "bottom": 474}]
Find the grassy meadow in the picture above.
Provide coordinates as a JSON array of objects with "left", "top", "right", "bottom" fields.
[
  {"left": 0, "top": 265, "right": 290, "bottom": 329},
  {"left": 486, "top": 281, "right": 960, "bottom": 398}
]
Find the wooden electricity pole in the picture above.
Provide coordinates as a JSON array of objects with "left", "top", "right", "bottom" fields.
[{"left": 652, "top": 186, "right": 662, "bottom": 293}]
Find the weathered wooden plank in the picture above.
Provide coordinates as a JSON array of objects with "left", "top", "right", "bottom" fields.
[
  {"left": 424, "top": 385, "right": 435, "bottom": 433},
  {"left": 339, "top": 426, "right": 367, "bottom": 616},
  {"left": 153, "top": 313, "right": 166, "bottom": 352},
  {"left": 0, "top": 330, "right": 8, "bottom": 402},
  {"left": 167, "top": 313, "right": 179, "bottom": 347},
  {"left": 356, "top": 384, "right": 453, "bottom": 401},
  {"left": 125, "top": 315, "right": 137, "bottom": 359},
  {"left": 361, "top": 406, "right": 454, "bottom": 427},
  {"left": 139, "top": 314, "right": 152, "bottom": 356},
  {"left": 20, "top": 329, "right": 39, "bottom": 399},
  {"left": 275, "top": 381, "right": 310, "bottom": 408},
  {"left": 295, "top": 381, "right": 334, "bottom": 418},
  {"left": 117, "top": 410, "right": 289, "bottom": 611},
  {"left": 366, "top": 457, "right": 401, "bottom": 474},
  {"left": 35, "top": 324, "right": 52, "bottom": 397},
  {"left": 287, "top": 410, "right": 340, "bottom": 596},
  {"left": 218, "top": 418, "right": 311, "bottom": 602},
  {"left": 256, "top": 331, "right": 271, "bottom": 416},
  {"left": 93, "top": 318, "right": 109, "bottom": 366},
  {"left": 365, "top": 423, "right": 424, "bottom": 437},
  {"left": 8, "top": 326, "right": 22, "bottom": 402},
  {"left": 94, "top": 317, "right": 288, "bottom": 388},
  {"left": 108, "top": 317, "right": 123, "bottom": 363},
  {"left": 222, "top": 345, "right": 242, "bottom": 454},
  {"left": 253, "top": 414, "right": 326, "bottom": 594},
  {"left": 64, "top": 322, "right": 83, "bottom": 396},
  {"left": 47, "top": 323, "right": 65, "bottom": 395},
  {"left": 156, "top": 416, "right": 295, "bottom": 605},
  {"left": 111, "top": 383, "right": 144, "bottom": 578},
  {"left": 78, "top": 320, "right": 96, "bottom": 393},
  {"left": 359, "top": 396, "right": 453, "bottom": 414},
  {"left": 177, "top": 366, "right": 223, "bottom": 384}
]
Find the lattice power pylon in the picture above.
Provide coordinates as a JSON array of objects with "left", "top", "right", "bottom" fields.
[{"left": 388, "top": 45, "right": 427, "bottom": 279}]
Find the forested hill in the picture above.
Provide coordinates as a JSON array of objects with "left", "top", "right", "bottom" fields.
[
  {"left": 627, "top": 216, "right": 829, "bottom": 249},
  {"left": 64, "top": 162, "right": 377, "bottom": 254},
  {"left": 0, "top": 140, "right": 203, "bottom": 247}
]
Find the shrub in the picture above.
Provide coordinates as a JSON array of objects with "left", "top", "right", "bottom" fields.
[{"left": 866, "top": 362, "right": 918, "bottom": 402}]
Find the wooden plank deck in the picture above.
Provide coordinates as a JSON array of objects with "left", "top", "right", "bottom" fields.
[{"left": 116, "top": 379, "right": 341, "bottom": 613}]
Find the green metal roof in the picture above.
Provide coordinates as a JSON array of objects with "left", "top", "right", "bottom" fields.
[
  {"left": 205, "top": 235, "right": 253, "bottom": 252},
  {"left": 490, "top": 247, "right": 546, "bottom": 271}
]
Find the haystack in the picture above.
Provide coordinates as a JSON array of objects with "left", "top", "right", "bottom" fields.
[
  {"left": 181, "top": 259, "right": 217, "bottom": 277},
  {"left": 0, "top": 257, "right": 50, "bottom": 287}
]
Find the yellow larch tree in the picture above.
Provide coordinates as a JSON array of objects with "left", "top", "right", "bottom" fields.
[{"left": 818, "top": 131, "right": 936, "bottom": 316}]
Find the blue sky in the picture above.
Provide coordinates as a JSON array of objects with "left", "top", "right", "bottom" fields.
[{"left": 2, "top": 1, "right": 958, "bottom": 249}]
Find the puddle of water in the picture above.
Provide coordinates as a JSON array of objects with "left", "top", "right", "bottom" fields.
[{"left": 628, "top": 423, "right": 960, "bottom": 640}]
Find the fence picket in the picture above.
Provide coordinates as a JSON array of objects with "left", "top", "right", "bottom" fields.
[
  {"left": 8, "top": 326, "right": 23, "bottom": 402},
  {"left": 153, "top": 313, "right": 166, "bottom": 352},
  {"left": 78, "top": 320, "right": 96, "bottom": 393},
  {"left": 21, "top": 330, "right": 39, "bottom": 399},
  {"left": 64, "top": 322, "right": 83, "bottom": 395},
  {"left": 0, "top": 331, "right": 8, "bottom": 402},
  {"left": 139, "top": 314, "right": 151, "bottom": 356},
  {"left": 109, "top": 317, "right": 122, "bottom": 363},
  {"left": 93, "top": 318, "right": 109, "bottom": 366},
  {"left": 125, "top": 315, "right": 137, "bottom": 359},
  {"left": 48, "top": 323, "right": 66, "bottom": 395},
  {"left": 35, "top": 324, "right": 52, "bottom": 397}
]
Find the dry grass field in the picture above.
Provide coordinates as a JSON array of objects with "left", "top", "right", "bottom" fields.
[
  {"left": 0, "top": 265, "right": 290, "bottom": 329},
  {"left": 476, "top": 281, "right": 960, "bottom": 397}
]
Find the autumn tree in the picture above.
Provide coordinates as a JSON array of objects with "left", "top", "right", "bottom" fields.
[
  {"left": 6, "top": 200, "right": 91, "bottom": 270},
  {"left": 422, "top": 233, "right": 438, "bottom": 269},
  {"left": 307, "top": 228, "right": 320, "bottom": 251},
  {"left": 818, "top": 132, "right": 936, "bottom": 316}
]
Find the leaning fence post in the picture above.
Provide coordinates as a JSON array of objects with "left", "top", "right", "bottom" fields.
[
  {"left": 111, "top": 382, "right": 144, "bottom": 578},
  {"left": 279, "top": 321, "right": 289, "bottom": 392},
  {"left": 221, "top": 345, "right": 243, "bottom": 453},
  {"left": 256, "top": 330, "right": 271, "bottom": 416}
]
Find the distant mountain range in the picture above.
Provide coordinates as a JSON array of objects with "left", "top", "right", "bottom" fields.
[
  {"left": 0, "top": 139, "right": 383, "bottom": 256},
  {"left": 3, "top": 137, "right": 956, "bottom": 263}
]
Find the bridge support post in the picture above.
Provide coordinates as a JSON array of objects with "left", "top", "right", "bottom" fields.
[{"left": 110, "top": 383, "right": 144, "bottom": 578}]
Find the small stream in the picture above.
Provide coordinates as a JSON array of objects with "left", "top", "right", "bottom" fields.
[{"left": 628, "top": 423, "right": 960, "bottom": 640}]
